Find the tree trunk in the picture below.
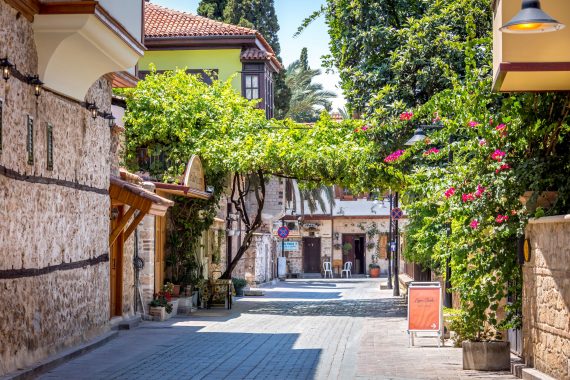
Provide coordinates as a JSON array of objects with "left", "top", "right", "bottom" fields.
[{"left": 219, "top": 170, "right": 266, "bottom": 279}]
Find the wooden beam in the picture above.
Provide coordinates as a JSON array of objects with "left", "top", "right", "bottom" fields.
[
  {"left": 4, "top": 0, "right": 39, "bottom": 21},
  {"left": 109, "top": 207, "right": 136, "bottom": 247},
  {"left": 124, "top": 210, "right": 147, "bottom": 241}
]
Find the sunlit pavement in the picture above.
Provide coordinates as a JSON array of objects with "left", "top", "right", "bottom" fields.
[{"left": 39, "top": 279, "right": 516, "bottom": 379}]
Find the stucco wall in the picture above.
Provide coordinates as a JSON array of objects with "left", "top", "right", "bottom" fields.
[
  {"left": 523, "top": 216, "right": 570, "bottom": 380},
  {"left": 0, "top": 0, "right": 112, "bottom": 375},
  {"left": 139, "top": 49, "right": 243, "bottom": 91}
]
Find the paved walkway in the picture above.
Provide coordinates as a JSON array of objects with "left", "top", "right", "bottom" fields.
[{"left": 40, "top": 279, "right": 516, "bottom": 379}]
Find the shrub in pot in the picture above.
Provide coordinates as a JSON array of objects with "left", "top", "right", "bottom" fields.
[
  {"left": 368, "top": 263, "right": 381, "bottom": 278},
  {"left": 232, "top": 277, "right": 247, "bottom": 296}
]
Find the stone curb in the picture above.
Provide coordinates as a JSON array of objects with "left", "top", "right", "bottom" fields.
[{"left": 1, "top": 331, "right": 118, "bottom": 380}]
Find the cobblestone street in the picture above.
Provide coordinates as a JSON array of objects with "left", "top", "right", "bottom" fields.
[{"left": 40, "top": 279, "right": 516, "bottom": 380}]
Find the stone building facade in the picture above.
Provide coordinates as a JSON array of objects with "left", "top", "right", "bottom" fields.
[
  {"left": 523, "top": 216, "right": 570, "bottom": 380},
  {"left": 0, "top": 0, "right": 144, "bottom": 375}
]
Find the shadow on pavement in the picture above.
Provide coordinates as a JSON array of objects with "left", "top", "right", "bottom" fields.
[
  {"left": 91, "top": 332, "right": 320, "bottom": 380},
  {"left": 241, "top": 298, "right": 407, "bottom": 318}
]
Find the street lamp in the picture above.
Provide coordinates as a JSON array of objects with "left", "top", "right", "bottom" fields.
[
  {"left": 500, "top": 0, "right": 565, "bottom": 34},
  {"left": 405, "top": 125, "right": 454, "bottom": 308}
]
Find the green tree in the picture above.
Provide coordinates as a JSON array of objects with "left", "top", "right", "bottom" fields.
[
  {"left": 197, "top": 0, "right": 227, "bottom": 19},
  {"left": 123, "top": 69, "right": 390, "bottom": 279},
  {"left": 285, "top": 49, "right": 335, "bottom": 122},
  {"left": 300, "top": 0, "right": 490, "bottom": 115},
  {"left": 197, "top": 0, "right": 291, "bottom": 118}
]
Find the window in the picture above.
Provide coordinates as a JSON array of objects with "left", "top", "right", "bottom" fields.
[
  {"left": 46, "top": 124, "right": 53, "bottom": 170},
  {"left": 244, "top": 74, "right": 259, "bottom": 100},
  {"left": 27, "top": 115, "right": 33, "bottom": 165}
]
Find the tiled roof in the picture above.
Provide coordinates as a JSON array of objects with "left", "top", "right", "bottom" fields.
[
  {"left": 145, "top": 3, "right": 258, "bottom": 39},
  {"left": 241, "top": 48, "right": 273, "bottom": 61}
]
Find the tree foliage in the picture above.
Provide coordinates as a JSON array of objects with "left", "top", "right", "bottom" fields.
[
  {"left": 123, "top": 69, "right": 392, "bottom": 279},
  {"left": 318, "top": 0, "right": 491, "bottom": 115},
  {"left": 285, "top": 48, "right": 336, "bottom": 123}
]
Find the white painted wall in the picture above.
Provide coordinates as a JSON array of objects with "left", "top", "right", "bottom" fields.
[{"left": 99, "top": 0, "right": 143, "bottom": 43}]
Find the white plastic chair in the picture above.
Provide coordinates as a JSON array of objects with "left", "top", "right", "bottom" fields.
[
  {"left": 323, "top": 261, "right": 333, "bottom": 278},
  {"left": 341, "top": 261, "right": 352, "bottom": 278}
]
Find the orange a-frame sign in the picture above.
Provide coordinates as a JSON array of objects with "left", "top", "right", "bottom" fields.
[{"left": 407, "top": 282, "right": 443, "bottom": 347}]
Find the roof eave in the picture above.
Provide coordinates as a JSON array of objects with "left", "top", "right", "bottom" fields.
[{"left": 144, "top": 35, "right": 258, "bottom": 49}]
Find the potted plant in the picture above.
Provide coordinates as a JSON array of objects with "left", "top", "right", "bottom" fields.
[
  {"left": 447, "top": 310, "right": 511, "bottom": 371},
  {"left": 368, "top": 254, "right": 380, "bottom": 278},
  {"left": 148, "top": 283, "right": 178, "bottom": 321},
  {"left": 342, "top": 242, "right": 352, "bottom": 254},
  {"left": 232, "top": 277, "right": 247, "bottom": 296}
]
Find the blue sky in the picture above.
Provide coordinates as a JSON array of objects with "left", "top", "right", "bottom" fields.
[{"left": 150, "top": 0, "right": 345, "bottom": 110}]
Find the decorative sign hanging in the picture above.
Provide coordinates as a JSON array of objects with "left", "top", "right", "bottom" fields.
[
  {"left": 407, "top": 282, "right": 443, "bottom": 347},
  {"left": 391, "top": 207, "right": 404, "bottom": 220},
  {"left": 277, "top": 226, "right": 290, "bottom": 239}
]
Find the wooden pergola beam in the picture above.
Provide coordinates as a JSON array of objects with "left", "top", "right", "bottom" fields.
[
  {"left": 124, "top": 210, "right": 147, "bottom": 241},
  {"left": 109, "top": 207, "right": 136, "bottom": 247}
]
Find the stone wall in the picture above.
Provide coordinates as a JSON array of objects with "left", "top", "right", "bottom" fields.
[
  {"left": 523, "top": 216, "right": 570, "bottom": 380},
  {"left": 0, "top": 0, "right": 113, "bottom": 374}
]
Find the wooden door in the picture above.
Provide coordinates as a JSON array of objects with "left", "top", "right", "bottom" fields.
[
  {"left": 303, "top": 237, "right": 321, "bottom": 273},
  {"left": 110, "top": 207, "right": 124, "bottom": 318}
]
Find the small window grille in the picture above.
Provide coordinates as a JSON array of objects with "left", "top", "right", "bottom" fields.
[
  {"left": 46, "top": 124, "right": 53, "bottom": 170},
  {"left": 27, "top": 115, "right": 34, "bottom": 165}
]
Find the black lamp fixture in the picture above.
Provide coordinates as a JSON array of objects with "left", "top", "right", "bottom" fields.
[
  {"left": 405, "top": 127, "right": 427, "bottom": 146},
  {"left": 1, "top": 58, "right": 13, "bottom": 81},
  {"left": 86, "top": 102, "right": 98, "bottom": 119},
  {"left": 27, "top": 75, "right": 43, "bottom": 97},
  {"left": 102, "top": 111, "right": 116, "bottom": 127},
  {"left": 500, "top": 0, "right": 565, "bottom": 34}
]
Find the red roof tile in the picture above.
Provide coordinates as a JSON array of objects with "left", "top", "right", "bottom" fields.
[
  {"left": 241, "top": 48, "right": 273, "bottom": 61},
  {"left": 145, "top": 2, "right": 258, "bottom": 39}
]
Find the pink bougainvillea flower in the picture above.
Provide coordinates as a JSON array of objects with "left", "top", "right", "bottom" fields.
[
  {"left": 423, "top": 147, "right": 440, "bottom": 156},
  {"left": 468, "top": 120, "right": 480, "bottom": 128},
  {"left": 384, "top": 150, "right": 405, "bottom": 163},
  {"left": 361, "top": 125, "right": 369, "bottom": 131},
  {"left": 491, "top": 149, "right": 506, "bottom": 161},
  {"left": 470, "top": 220, "right": 479, "bottom": 229},
  {"left": 444, "top": 187, "right": 456, "bottom": 199},
  {"left": 495, "top": 124, "right": 506, "bottom": 131},
  {"left": 399, "top": 111, "right": 414, "bottom": 121},
  {"left": 489, "top": 118, "right": 494, "bottom": 125},
  {"left": 432, "top": 112, "right": 441, "bottom": 123},
  {"left": 496, "top": 214, "right": 509, "bottom": 224},
  {"left": 475, "top": 184, "right": 486, "bottom": 198},
  {"left": 495, "top": 163, "right": 511, "bottom": 174},
  {"left": 479, "top": 139, "right": 487, "bottom": 146},
  {"left": 511, "top": 210, "right": 518, "bottom": 216},
  {"left": 462, "top": 193, "right": 475, "bottom": 202}
]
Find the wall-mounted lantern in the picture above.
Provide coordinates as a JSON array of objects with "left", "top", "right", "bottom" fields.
[
  {"left": 102, "top": 112, "right": 116, "bottom": 128},
  {"left": 1, "top": 58, "right": 13, "bottom": 81},
  {"left": 86, "top": 102, "right": 98, "bottom": 119},
  {"left": 27, "top": 75, "right": 43, "bottom": 97},
  {"left": 500, "top": 0, "right": 565, "bottom": 34}
]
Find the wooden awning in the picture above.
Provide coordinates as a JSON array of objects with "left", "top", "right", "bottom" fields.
[
  {"left": 153, "top": 182, "right": 211, "bottom": 200},
  {"left": 152, "top": 155, "right": 211, "bottom": 200},
  {"left": 109, "top": 176, "right": 174, "bottom": 246}
]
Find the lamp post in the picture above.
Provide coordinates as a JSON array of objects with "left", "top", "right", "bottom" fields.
[
  {"left": 390, "top": 191, "right": 400, "bottom": 297},
  {"left": 500, "top": 0, "right": 565, "bottom": 34},
  {"left": 405, "top": 125, "right": 453, "bottom": 308}
]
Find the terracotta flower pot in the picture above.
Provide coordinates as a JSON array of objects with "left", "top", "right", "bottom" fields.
[{"left": 369, "top": 267, "right": 380, "bottom": 278}]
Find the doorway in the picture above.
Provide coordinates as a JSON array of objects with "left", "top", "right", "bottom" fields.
[
  {"left": 342, "top": 234, "right": 365, "bottom": 275},
  {"left": 303, "top": 237, "right": 321, "bottom": 273}
]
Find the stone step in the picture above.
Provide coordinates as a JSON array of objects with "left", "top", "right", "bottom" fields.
[
  {"left": 521, "top": 368, "right": 557, "bottom": 380},
  {"left": 243, "top": 289, "right": 265, "bottom": 296}
]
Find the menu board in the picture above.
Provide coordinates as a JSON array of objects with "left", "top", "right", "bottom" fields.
[{"left": 408, "top": 284, "right": 441, "bottom": 331}]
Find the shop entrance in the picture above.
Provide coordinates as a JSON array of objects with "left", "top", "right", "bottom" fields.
[{"left": 342, "top": 234, "right": 366, "bottom": 275}]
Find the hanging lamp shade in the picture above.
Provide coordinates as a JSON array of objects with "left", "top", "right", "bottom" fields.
[
  {"left": 404, "top": 128, "right": 427, "bottom": 146},
  {"left": 500, "top": 0, "right": 565, "bottom": 33}
]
